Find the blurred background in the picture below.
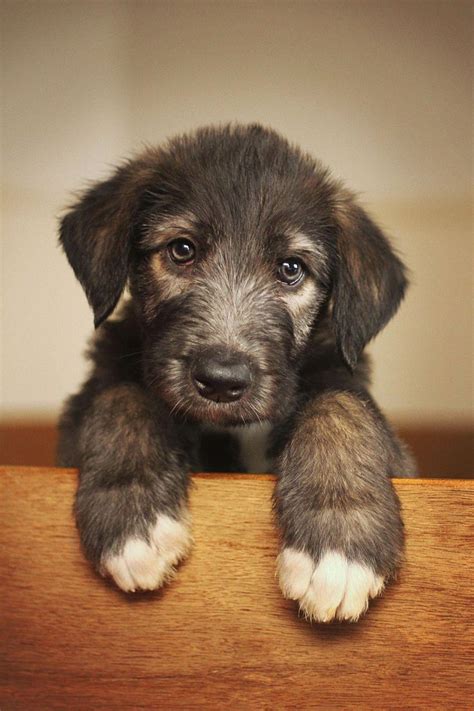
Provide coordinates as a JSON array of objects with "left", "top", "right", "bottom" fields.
[{"left": 1, "top": 0, "right": 472, "bottom": 475}]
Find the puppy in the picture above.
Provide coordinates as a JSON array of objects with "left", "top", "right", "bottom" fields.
[{"left": 58, "top": 124, "right": 416, "bottom": 622}]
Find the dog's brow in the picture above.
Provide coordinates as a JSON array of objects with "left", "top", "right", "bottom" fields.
[
  {"left": 285, "top": 231, "right": 315, "bottom": 253},
  {"left": 141, "top": 216, "right": 196, "bottom": 250},
  {"left": 285, "top": 232, "right": 327, "bottom": 264}
]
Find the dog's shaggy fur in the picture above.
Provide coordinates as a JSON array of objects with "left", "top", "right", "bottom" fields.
[{"left": 58, "top": 124, "right": 416, "bottom": 622}]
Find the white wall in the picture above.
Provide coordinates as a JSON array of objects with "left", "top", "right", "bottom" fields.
[{"left": 1, "top": 0, "right": 472, "bottom": 422}]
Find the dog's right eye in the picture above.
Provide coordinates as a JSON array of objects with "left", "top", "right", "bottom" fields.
[
  {"left": 277, "top": 257, "right": 306, "bottom": 286},
  {"left": 167, "top": 238, "right": 196, "bottom": 265}
]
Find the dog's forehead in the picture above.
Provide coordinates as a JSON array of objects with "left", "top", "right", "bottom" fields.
[
  {"left": 141, "top": 127, "right": 337, "bottom": 262},
  {"left": 151, "top": 128, "right": 334, "bottom": 232},
  {"left": 146, "top": 173, "right": 328, "bottom": 247}
]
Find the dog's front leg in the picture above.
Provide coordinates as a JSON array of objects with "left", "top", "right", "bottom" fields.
[
  {"left": 64, "top": 383, "right": 192, "bottom": 592},
  {"left": 274, "top": 389, "right": 406, "bottom": 622}
]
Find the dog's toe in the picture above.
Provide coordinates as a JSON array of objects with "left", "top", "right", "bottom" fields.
[
  {"left": 101, "top": 513, "right": 192, "bottom": 592},
  {"left": 336, "top": 561, "right": 385, "bottom": 622},
  {"left": 277, "top": 547, "right": 384, "bottom": 623}
]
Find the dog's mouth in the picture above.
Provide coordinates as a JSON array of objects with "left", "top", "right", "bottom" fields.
[
  {"left": 173, "top": 396, "right": 262, "bottom": 427},
  {"left": 162, "top": 384, "right": 265, "bottom": 426}
]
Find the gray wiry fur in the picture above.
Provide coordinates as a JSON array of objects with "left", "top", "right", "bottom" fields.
[{"left": 58, "top": 124, "right": 416, "bottom": 613}]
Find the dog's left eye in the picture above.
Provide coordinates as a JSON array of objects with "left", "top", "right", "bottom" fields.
[
  {"left": 168, "top": 238, "right": 196, "bottom": 265},
  {"left": 277, "top": 258, "right": 306, "bottom": 286}
]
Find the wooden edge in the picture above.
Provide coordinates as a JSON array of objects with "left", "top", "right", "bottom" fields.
[{"left": 0, "top": 465, "right": 472, "bottom": 487}]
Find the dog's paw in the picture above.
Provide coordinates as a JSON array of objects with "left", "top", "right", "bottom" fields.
[
  {"left": 277, "top": 548, "right": 385, "bottom": 623},
  {"left": 101, "top": 513, "right": 192, "bottom": 592}
]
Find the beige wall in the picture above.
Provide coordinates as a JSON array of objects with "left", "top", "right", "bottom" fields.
[{"left": 1, "top": 0, "right": 472, "bottom": 422}]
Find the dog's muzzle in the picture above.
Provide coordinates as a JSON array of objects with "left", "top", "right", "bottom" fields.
[{"left": 191, "top": 347, "right": 251, "bottom": 403}]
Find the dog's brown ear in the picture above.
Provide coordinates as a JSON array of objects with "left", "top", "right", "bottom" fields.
[
  {"left": 59, "top": 158, "right": 155, "bottom": 327},
  {"left": 331, "top": 193, "right": 408, "bottom": 370}
]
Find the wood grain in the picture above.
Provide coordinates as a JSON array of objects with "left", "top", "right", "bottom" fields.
[{"left": 0, "top": 467, "right": 473, "bottom": 710}]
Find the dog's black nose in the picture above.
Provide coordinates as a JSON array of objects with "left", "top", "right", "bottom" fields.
[{"left": 192, "top": 349, "right": 251, "bottom": 403}]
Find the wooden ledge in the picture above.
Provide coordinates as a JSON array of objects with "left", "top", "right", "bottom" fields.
[{"left": 1, "top": 467, "right": 473, "bottom": 709}]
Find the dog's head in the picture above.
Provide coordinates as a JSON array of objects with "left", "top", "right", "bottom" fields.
[{"left": 60, "top": 124, "right": 407, "bottom": 425}]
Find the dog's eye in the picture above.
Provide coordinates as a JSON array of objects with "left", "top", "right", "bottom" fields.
[
  {"left": 168, "top": 238, "right": 196, "bottom": 265},
  {"left": 277, "top": 258, "right": 306, "bottom": 286}
]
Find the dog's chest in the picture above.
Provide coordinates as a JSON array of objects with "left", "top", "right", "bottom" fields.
[
  {"left": 200, "top": 423, "right": 272, "bottom": 473},
  {"left": 230, "top": 423, "right": 273, "bottom": 473}
]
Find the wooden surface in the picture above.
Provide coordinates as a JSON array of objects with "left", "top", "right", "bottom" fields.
[
  {"left": 1, "top": 468, "right": 473, "bottom": 710},
  {"left": 2, "top": 419, "right": 473, "bottom": 477}
]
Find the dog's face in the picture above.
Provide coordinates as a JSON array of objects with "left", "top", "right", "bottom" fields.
[
  {"left": 134, "top": 212, "right": 331, "bottom": 425},
  {"left": 60, "top": 125, "right": 407, "bottom": 425}
]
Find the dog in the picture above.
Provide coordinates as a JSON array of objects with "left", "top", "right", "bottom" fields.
[{"left": 57, "top": 124, "right": 416, "bottom": 623}]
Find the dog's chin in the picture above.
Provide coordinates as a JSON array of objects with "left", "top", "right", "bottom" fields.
[
  {"left": 159, "top": 389, "right": 268, "bottom": 427},
  {"left": 192, "top": 400, "right": 266, "bottom": 427},
  {"left": 195, "top": 406, "right": 257, "bottom": 427}
]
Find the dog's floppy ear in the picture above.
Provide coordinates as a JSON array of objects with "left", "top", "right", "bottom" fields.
[
  {"left": 331, "top": 193, "right": 408, "bottom": 370},
  {"left": 59, "top": 157, "right": 155, "bottom": 327}
]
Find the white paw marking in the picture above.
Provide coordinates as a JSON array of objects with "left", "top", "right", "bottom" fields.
[
  {"left": 101, "top": 513, "right": 192, "bottom": 592},
  {"left": 277, "top": 548, "right": 385, "bottom": 622}
]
